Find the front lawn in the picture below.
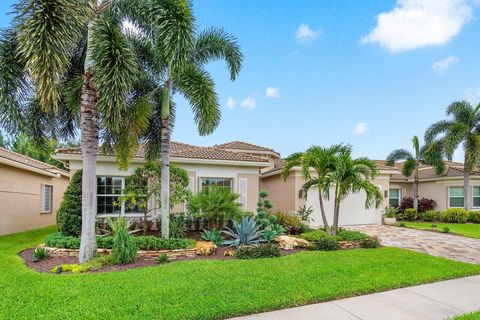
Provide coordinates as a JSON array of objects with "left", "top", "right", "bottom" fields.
[
  {"left": 1, "top": 227, "right": 480, "bottom": 320},
  {"left": 401, "top": 222, "right": 480, "bottom": 239}
]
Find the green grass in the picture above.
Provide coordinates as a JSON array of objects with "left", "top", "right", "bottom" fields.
[
  {"left": 1, "top": 227, "right": 480, "bottom": 320},
  {"left": 453, "top": 311, "right": 480, "bottom": 319},
  {"left": 401, "top": 222, "right": 480, "bottom": 239}
]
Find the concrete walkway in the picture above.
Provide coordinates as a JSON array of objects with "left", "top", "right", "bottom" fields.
[
  {"left": 349, "top": 225, "right": 480, "bottom": 265},
  {"left": 229, "top": 276, "right": 480, "bottom": 320}
]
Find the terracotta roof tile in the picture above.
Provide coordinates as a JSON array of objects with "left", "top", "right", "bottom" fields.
[
  {"left": 214, "top": 141, "right": 279, "bottom": 154},
  {"left": 0, "top": 147, "right": 69, "bottom": 176}
]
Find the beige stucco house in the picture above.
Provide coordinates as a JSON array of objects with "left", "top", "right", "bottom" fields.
[{"left": 0, "top": 147, "right": 70, "bottom": 236}]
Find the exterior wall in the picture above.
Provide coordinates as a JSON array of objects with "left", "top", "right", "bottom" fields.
[
  {"left": 260, "top": 172, "right": 296, "bottom": 213},
  {"left": 389, "top": 182, "right": 413, "bottom": 204},
  {"left": 0, "top": 164, "right": 69, "bottom": 236},
  {"left": 238, "top": 173, "right": 260, "bottom": 213}
]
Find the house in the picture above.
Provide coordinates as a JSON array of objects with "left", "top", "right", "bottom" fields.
[{"left": 0, "top": 147, "right": 70, "bottom": 236}]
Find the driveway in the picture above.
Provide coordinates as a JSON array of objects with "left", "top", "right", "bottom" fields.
[{"left": 349, "top": 225, "right": 480, "bottom": 265}]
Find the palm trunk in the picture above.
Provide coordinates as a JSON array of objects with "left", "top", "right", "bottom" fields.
[
  {"left": 332, "top": 184, "right": 339, "bottom": 235},
  {"left": 464, "top": 157, "right": 470, "bottom": 211},
  {"left": 413, "top": 163, "right": 419, "bottom": 212},
  {"left": 79, "top": 69, "right": 99, "bottom": 263},
  {"left": 318, "top": 189, "right": 331, "bottom": 233}
]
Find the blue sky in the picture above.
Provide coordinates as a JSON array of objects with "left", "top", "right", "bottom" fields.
[{"left": 1, "top": 0, "right": 480, "bottom": 160}]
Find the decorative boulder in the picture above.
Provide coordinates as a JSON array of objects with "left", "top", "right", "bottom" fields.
[
  {"left": 223, "top": 250, "right": 235, "bottom": 257},
  {"left": 275, "top": 235, "right": 310, "bottom": 250},
  {"left": 195, "top": 241, "right": 217, "bottom": 256}
]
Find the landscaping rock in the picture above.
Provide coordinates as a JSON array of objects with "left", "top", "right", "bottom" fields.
[
  {"left": 275, "top": 235, "right": 310, "bottom": 250},
  {"left": 195, "top": 241, "right": 217, "bottom": 256}
]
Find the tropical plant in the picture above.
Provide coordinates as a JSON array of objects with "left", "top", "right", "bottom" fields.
[
  {"left": 0, "top": 0, "right": 195, "bottom": 263},
  {"left": 261, "top": 224, "right": 284, "bottom": 243},
  {"left": 31, "top": 247, "right": 50, "bottom": 263},
  {"left": 222, "top": 217, "right": 262, "bottom": 248},
  {"left": 425, "top": 101, "right": 480, "bottom": 210},
  {"left": 169, "top": 216, "right": 187, "bottom": 239},
  {"left": 156, "top": 254, "right": 169, "bottom": 264},
  {"left": 386, "top": 136, "right": 444, "bottom": 211},
  {"left": 385, "top": 207, "right": 398, "bottom": 218},
  {"left": 201, "top": 229, "right": 224, "bottom": 246},
  {"left": 187, "top": 187, "right": 242, "bottom": 229},
  {"left": 110, "top": 217, "right": 138, "bottom": 264},
  {"left": 235, "top": 244, "right": 282, "bottom": 259},
  {"left": 296, "top": 205, "right": 314, "bottom": 222},
  {"left": 9, "top": 134, "right": 65, "bottom": 169},
  {"left": 56, "top": 170, "right": 82, "bottom": 236},
  {"left": 274, "top": 211, "right": 301, "bottom": 228}
]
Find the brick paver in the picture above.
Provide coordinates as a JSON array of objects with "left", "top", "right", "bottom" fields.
[{"left": 350, "top": 225, "right": 480, "bottom": 264}]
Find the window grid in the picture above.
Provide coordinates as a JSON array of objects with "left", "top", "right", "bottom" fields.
[
  {"left": 449, "top": 187, "right": 464, "bottom": 208},
  {"left": 42, "top": 185, "right": 53, "bottom": 213},
  {"left": 389, "top": 188, "right": 401, "bottom": 207}
]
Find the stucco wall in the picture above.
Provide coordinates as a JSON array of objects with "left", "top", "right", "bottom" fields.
[
  {"left": 0, "top": 164, "right": 69, "bottom": 236},
  {"left": 260, "top": 172, "right": 296, "bottom": 213}
]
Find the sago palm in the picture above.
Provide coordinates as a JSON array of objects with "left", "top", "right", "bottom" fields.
[
  {"left": 386, "top": 135, "right": 444, "bottom": 211},
  {"left": 0, "top": 0, "right": 193, "bottom": 262},
  {"left": 425, "top": 100, "right": 480, "bottom": 210}
]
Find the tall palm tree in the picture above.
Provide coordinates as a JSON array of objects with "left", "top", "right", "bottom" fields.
[
  {"left": 327, "top": 147, "right": 383, "bottom": 234},
  {"left": 281, "top": 145, "right": 350, "bottom": 234},
  {"left": 120, "top": 22, "right": 243, "bottom": 237},
  {"left": 425, "top": 101, "right": 480, "bottom": 210},
  {"left": 0, "top": 0, "right": 192, "bottom": 262},
  {"left": 386, "top": 136, "right": 444, "bottom": 211}
]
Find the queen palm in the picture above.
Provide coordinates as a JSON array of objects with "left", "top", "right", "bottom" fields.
[
  {"left": 0, "top": 0, "right": 193, "bottom": 262},
  {"left": 425, "top": 101, "right": 480, "bottom": 210},
  {"left": 386, "top": 136, "right": 444, "bottom": 211}
]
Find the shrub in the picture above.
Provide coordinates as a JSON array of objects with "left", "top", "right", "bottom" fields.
[
  {"left": 418, "top": 198, "right": 437, "bottom": 212},
  {"left": 441, "top": 226, "right": 450, "bottom": 233},
  {"left": 222, "top": 217, "right": 263, "bottom": 248},
  {"left": 397, "top": 222, "right": 407, "bottom": 227},
  {"left": 201, "top": 229, "right": 224, "bottom": 246},
  {"left": 274, "top": 211, "right": 301, "bottom": 228},
  {"left": 336, "top": 230, "right": 368, "bottom": 242},
  {"left": 56, "top": 170, "right": 82, "bottom": 236},
  {"left": 169, "top": 216, "right": 187, "bottom": 238},
  {"left": 45, "top": 233, "right": 81, "bottom": 249},
  {"left": 261, "top": 224, "right": 284, "bottom": 243},
  {"left": 399, "top": 196, "right": 413, "bottom": 213},
  {"left": 300, "top": 229, "right": 327, "bottom": 242},
  {"left": 31, "top": 248, "right": 49, "bottom": 262},
  {"left": 421, "top": 210, "right": 439, "bottom": 222},
  {"left": 111, "top": 217, "right": 138, "bottom": 264},
  {"left": 235, "top": 244, "right": 282, "bottom": 259},
  {"left": 51, "top": 256, "right": 110, "bottom": 274},
  {"left": 296, "top": 205, "right": 314, "bottom": 222},
  {"left": 360, "top": 236, "right": 381, "bottom": 248},
  {"left": 468, "top": 211, "right": 480, "bottom": 223},
  {"left": 309, "top": 235, "right": 340, "bottom": 251},
  {"left": 385, "top": 207, "right": 398, "bottom": 218},
  {"left": 400, "top": 208, "right": 418, "bottom": 221},
  {"left": 157, "top": 254, "right": 169, "bottom": 264},
  {"left": 441, "top": 208, "right": 468, "bottom": 223}
]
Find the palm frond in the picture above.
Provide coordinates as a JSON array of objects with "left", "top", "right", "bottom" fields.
[
  {"left": 281, "top": 152, "right": 304, "bottom": 181},
  {"left": 425, "top": 120, "right": 454, "bottom": 143},
  {"left": 401, "top": 159, "right": 416, "bottom": 177},
  {"left": 446, "top": 100, "right": 474, "bottom": 124},
  {"left": 385, "top": 149, "right": 413, "bottom": 166}
]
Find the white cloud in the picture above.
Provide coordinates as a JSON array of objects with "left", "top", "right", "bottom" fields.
[
  {"left": 353, "top": 122, "right": 368, "bottom": 135},
  {"left": 226, "top": 97, "right": 236, "bottom": 109},
  {"left": 295, "top": 24, "right": 322, "bottom": 43},
  {"left": 241, "top": 97, "right": 256, "bottom": 110},
  {"left": 265, "top": 87, "right": 280, "bottom": 99},
  {"left": 361, "top": 0, "right": 472, "bottom": 53},
  {"left": 432, "top": 56, "right": 459, "bottom": 75}
]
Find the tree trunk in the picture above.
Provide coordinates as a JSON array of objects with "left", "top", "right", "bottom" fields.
[
  {"left": 160, "top": 116, "right": 170, "bottom": 238},
  {"left": 332, "top": 183, "right": 339, "bottom": 235},
  {"left": 413, "top": 163, "right": 419, "bottom": 212},
  {"left": 464, "top": 158, "right": 470, "bottom": 211},
  {"left": 318, "top": 189, "right": 331, "bottom": 233},
  {"left": 79, "top": 70, "right": 99, "bottom": 263}
]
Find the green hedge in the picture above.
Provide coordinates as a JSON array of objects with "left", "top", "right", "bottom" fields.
[{"left": 45, "top": 233, "right": 195, "bottom": 250}]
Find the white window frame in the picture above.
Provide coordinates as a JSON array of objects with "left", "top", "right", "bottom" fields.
[
  {"left": 238, "top": 178, "right": 248, "bottom": 210},
  {"left": 198, "top": 177, "right": 234, "bottom": 191},
  {"left": 388, "top": 188, "right": 401, "bottom": 208},
  {"left": 448, "top": 186, "right": 465, "bottom": 208},
  {"left": 96, "top": 176, "right": 144, "bottom": 216},
  {"left": 473, "top": 186, "right": 480, "bottom": 208},
  {"left": 41, "top": 184, "right": 53, "bottom": 213}
]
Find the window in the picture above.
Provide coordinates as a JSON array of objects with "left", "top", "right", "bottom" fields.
[
  {"left": 42, "top": 185, "right": 53, "bottom": 213},
  {"left": 449, "top": 187, "right": 464, "bottom": 208},
  {"left": 200, "top": 177, "right": 233, "bottom": 190},
  {"left": 97, "top": 177, "right": 123, "bottom": 215},
  {"left": 389, "top": 188, "right": 401, "bottom": 207},
  {"left": 238, "top": 178, "right": 248, "bottom": 210},
  {"left": 473, "top": 187, "right": 480, "bottom": 208}
]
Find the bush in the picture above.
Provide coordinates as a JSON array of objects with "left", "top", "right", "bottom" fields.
[
  {"left": 45, "top": 233, "right": 81, "bottom": 249},
  {"left": 56, "top": 170, "right": 82, "bottom": 236},
  {"left": 309, "top": 235, "right": 340, "bottom": 251},
  {"left": 468, "top": 211, "right": 480, "bottom": 223},
  {"left": 274, "top": 212, "right": 301, "bottom": 228},
  {"left": 299, "top": 229, "right": 327, "bottom": 242},
  {"left": 399, "top": 196, "right": 413, "bottom": 213},
  {"left": 441, "top": 227, "right": 450, "bottom": 233},
  {"left": 157, "top": 254, "right": 170, "bottom": 264},
  {"left": 235, "top": 244, "right": 282, "bottom": 259},
  {"left": 418, "top": 198, "right": 437, "bottom": 212},
  {"left": 400, "top": 208, "right": 418, "bottom": 221},
  {"left": 360, "top": 236, "right": 381, "bottom": 248},
  {"left": 169, "top": 216, "right": 187, "bottom": 238},
  {"left": 422, "top": 211, "right": 440, "bottom": 222},
  {"left": 336, "top": 230, "right": 368, "bottom": 242},
  {"left": 51, "top": 256, "right": 110, "bottom": 274},
  {"left": 111, "top": 217, "right": 138, "bottom": 264},
  {"left": 441, "top": 208, "right": 468, "bottom": 223}
]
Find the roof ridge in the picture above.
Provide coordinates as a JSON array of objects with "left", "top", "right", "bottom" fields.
[{"left": 214, "top": 140, "right": 277, "bottom": 153}]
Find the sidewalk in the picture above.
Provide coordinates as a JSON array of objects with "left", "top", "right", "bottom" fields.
[{"left": 229, "top": 276, "right": 480, "bottom": 320}]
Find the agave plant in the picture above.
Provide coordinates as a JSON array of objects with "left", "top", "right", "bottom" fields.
[
  {"left": 101, "top": 216, "right": 141, "bottom": 236},
  {"left": 222, "top": 217, "right": 262, "bottom": 248}
]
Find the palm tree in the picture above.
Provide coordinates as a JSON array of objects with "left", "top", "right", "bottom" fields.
[
  {"left": 327, "top": 147, "right": 383, "bottom": 234},
  {"left": 120, "top": 23, "right": 243, "bottom": 237},
  {"left": 386, "top": 136, "right": 444, "bottom": 211},
  {"left": 425, "top": 101, "right": 480, "bottom": 210},
  {"left": 281, "top": 145, "right": 350, "bottom": 234},
  {"left": 0, "top": 0, "right": 192, "bottom": 262}
]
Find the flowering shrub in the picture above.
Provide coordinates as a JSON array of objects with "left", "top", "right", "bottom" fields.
[{"left": 399, "top": 196, "right": 436, "bottom": 213}]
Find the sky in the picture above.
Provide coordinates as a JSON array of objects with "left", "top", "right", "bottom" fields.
[{"left": 1, "top": 0, "right": 480, "bottom": 161}]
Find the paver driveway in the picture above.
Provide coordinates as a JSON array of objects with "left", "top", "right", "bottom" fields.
[{"left": 350, "top": 225, "right": 480, "bottom": 265}]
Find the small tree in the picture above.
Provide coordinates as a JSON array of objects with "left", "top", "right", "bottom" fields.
[
  {"left": 118, "top": 163, "right": 190, "bottom": 235},
  {"left": 256, "top": 189, "right": 273, "bottom": 214},
  {"left": 57, "top": 170, "right": 82, "bottom": 236}
]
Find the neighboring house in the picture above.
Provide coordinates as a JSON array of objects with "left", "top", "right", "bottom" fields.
[{"left": 0, "top": 147, "right": 70, "bottom": 236}]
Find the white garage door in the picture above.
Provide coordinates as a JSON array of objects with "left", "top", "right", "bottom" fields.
[{"left": 306, "top": 187, "right": 382, "bottom": 227}]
